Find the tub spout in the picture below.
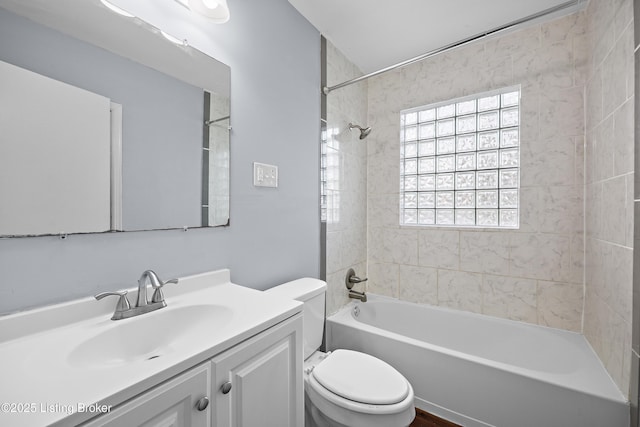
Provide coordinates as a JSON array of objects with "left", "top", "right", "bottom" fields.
[{"left": 349, "top": 289, "right": 367, "bottom": 302}]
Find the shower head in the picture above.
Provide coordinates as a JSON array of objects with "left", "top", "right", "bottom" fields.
[{"left": 349, "top": 123, "right": 372, "bottom": 140}]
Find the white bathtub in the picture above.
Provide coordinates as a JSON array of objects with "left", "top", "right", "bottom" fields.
[{"left": 327, "top": 295, "right": 628, "bottom": 427}]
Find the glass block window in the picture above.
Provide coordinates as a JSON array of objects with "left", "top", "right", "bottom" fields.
[
  {"left": 400, "top": 87, "right": 520, "bottom": 228},
  {"left": 320, "top": 126, "right": 340, "bottom": 224}
]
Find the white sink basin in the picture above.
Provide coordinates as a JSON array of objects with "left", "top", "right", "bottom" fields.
[
  {"left": 0, "top": 269, "right": 303, "bottom": 427},
  {"left": 67, "top": 304, "right": 232, "bottom": 368}
]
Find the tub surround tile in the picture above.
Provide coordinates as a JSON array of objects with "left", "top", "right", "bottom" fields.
[
  {"left": 610, "top": 244, "right": 633, "bottom": 325},
  {"left": 635, "top": 0, "right": 640, "bottom": 47},
  {"left": 570, "top": 234, "right": 585, "bottom": 285},
  {"left": 345, "top": 227, "right": 368, "bottom": 266},
  {"left": 614, "top": 0, "right": 633, "bottom": 39},
  {"left": 586, "top": 69, "right": 603, "bottom": 133},
  {"left": 519, "top": 92, "right": 540, "bottom": 142},
  {"left": 512, "top": 40, "right": 574, "bottom": 91},
  {"left": 377, "top": 227, "right": 419, "bottom": 266},
  {"left": 520, "top": 139, "right": 576, "bottom": 188},
  {"left": 636, "top": 52, "right": 640, "bottom": 200},
  {"left": 368, "top": 262, "right": 399, "bottom": 298},
  {"left": 539, "top": 87, "right": 584, "bottom": 139},
  {"left": 542, "top": 11, "right": 587, "bottom": 42},
  {"left": 367, "top": 149, "right": 401, "bottom": 195},
  {"left": 325, "top": 40, "right": 368, "bottom": 316},
  {"left": 594, "top": 116, "right": 616, "bottom": 183},
  {"left": 481, "top": 275, "right": 537, "bottom": 323},
  {"left": 399, "top": 265, "right": 438, "bottom": 306},
  {"left": 585, "top": 280, "right": 631, "bottom": 395},
  {"left": 509, "top": 233, "right": 572, "bottom": 282},
  {"left": 590, "top": 15, "right": 615, "bottom": 72},
  {"left": 459, "top": 232, "right": 510, "bottom": 275},
  {"left": 484, "top": 25, "right": 541, "bottom": 57},
  {"left": 626, "top": 173, "right": 634, "bottom": 248},
  {"left": 537, "top": 186, "right": 584, "bottom": 234},
  {"left": 614, "top": 98, "right": 635, "bottom": 176},
  {"left": 360, "top": 11, "right": 634, "bottom": 402},
  {"left": 418, "top": 230, "right": 460, "bottom": 270},
  {"left": 602, "top": 31, "right": 632, "bottom": 118},
  {"left": 324, "top": 0, "right": 635, "bottom": 402},
  {"left": 368, "top": 193, "right": 399, "bottom": 228},
  {"left": 366, "top": 13, "right": 587, "bottom": 338},
  {"left": 604, "top": 311, "right": 627, "bottom": 391},
  {"left": 574, "top": 33, "right": 589, "bottom": 87},
  {"left": 602, "top": 176, "right": 629, "bottom": 248},
  {"left": 326, "top": 231, "right": 344, "bottom": 275},
  {"left": 634, "top": 203, "right": 640, "bottom": 354},
  {"left": 326, "top": 263, "right": 365, "bottom": 316},
  {"left": 631, "top": 350, "right": 640, "bottom": 427},
  {"left": 623, "top": 325, "right": 633, "bottom": 399},
  {"left": 517, "top": 187, "right": 540, "bottom": 233},
  {"left": 575, "top": 136, "right": 586, "bottom": 186},
  {"left": 437, "top": 270, "right": 482, "bottom": 314},
  {"left": 537, "top": 281, "right": 583, "bottom": 332}
]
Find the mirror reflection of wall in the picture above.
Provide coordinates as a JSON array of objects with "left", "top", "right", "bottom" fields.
[
  {"left": 0, "top": 0, "right": 231, "bottom": 237},
  {"left": 204, "top": 92, "right": 231, "bottom": 227},
  {"left": 0, "top": 60, "right": 112, "bottom": 236}
]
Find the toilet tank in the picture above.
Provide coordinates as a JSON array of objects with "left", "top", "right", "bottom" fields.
[{"left": 265, "top": 278, "right": 326, "bottom": 359}]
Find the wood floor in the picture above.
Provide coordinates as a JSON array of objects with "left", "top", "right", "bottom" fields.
[{"left": 410, "top": 408, "right": 462, "bottom": 427}]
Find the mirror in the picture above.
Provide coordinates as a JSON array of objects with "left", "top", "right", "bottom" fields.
[{"left": 0, "top": 0, "right": 230, "bottom": 236}]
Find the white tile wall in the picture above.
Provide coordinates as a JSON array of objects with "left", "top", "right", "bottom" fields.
[
  {"left": 325, "top": 41, "right": 368, "bottom": 315},
  {"left": 584, "top": 0, "right": 634, "bottom": 398},
  {"left": 366, "top": 12, "right": 587, "bottom": 334},
  {"left": 324, "top": 1, "right": 633, "bottom": 399}
]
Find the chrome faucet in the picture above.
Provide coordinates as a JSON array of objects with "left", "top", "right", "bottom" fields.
[
  {"left": 345, "top": 268, "right": 368, "bottom": 302},
  {"left": 95, "top": 270, "right": 178, "bottom": 320},
  {"left": 137, "top": 270, "right": 178, "bottom": 308}
]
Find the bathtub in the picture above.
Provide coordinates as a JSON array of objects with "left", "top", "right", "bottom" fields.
[{"left": 327, "top": 295, "right": 628, "bottom": 427}]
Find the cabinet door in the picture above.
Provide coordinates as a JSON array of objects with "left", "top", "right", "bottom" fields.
[
  {"left": 82, "top": 363, "right": 211, "bottom": 427},
  {"left": 212, "top": 315, "right": 303, "bottom": 427}
]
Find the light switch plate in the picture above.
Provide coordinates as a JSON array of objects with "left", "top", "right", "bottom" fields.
[{"left": 253, "top": 162, "right": 278, "bottom": 188}]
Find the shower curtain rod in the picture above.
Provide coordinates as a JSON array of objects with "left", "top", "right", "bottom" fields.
[{"left": 322, "top": 0, "right": 583, "bottom": 95}]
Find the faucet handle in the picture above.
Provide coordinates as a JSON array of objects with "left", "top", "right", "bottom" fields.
[
  {"left": 152, "top": 278, "right": 178, "bottom": 289},
  {"left": 95, "top": 290, "right": 131, "bottom": 318},
  {"left": 345, "top": 268, "right": 368, "bottom": 289},
  {"left": 151, "top": 278, "right": 178, "bottom": 303}
]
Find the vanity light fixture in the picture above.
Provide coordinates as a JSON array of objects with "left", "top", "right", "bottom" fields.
[
  {"left": 187, "top": 0, "right": 230, "bottom": 23},
  {"left": 99, "top": 0, "right": 135, "bottom": 18}
]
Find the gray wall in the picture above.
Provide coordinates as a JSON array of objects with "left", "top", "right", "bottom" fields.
[
  {"left": 0, "top": 0, "right": 321, "bottom": 314},
  {"left": 0, "top": 8, "right": 203, "bottom": 231}
]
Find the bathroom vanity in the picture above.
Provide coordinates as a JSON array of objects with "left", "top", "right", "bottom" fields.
[{"left": 0, "top": 269, "right": 303, "bottom": 427}]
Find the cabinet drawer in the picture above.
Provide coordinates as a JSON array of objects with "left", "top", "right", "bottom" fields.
[{"left": 81, "top": 363, "right": 211, "bottom": 427}]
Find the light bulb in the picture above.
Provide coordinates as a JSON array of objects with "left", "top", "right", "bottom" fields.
[
  {"left": 187, "top": 0, "right": 229, "bottom": 23},
  {"left": 202, "top": 0, "right": 219, "bottom": 10}
]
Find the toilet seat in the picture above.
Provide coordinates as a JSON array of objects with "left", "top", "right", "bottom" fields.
[
  {"left": 311, "top": 349, "right": 410, "bottom": 405},
  {"left": 305, "top": 350, "right": 414, "bottom": 416}
]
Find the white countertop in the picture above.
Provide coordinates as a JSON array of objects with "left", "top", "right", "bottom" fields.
[{"left": 0, "top": 269, "right": 302, "bottom": 426}]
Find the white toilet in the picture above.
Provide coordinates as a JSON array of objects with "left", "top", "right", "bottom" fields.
[{"left": 266, "top": 278, "right": 415, "bottom": 427}]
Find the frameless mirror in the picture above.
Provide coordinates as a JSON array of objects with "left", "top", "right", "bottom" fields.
[{"left": 0, "top": 0, "right": 230, "bottom": 237}]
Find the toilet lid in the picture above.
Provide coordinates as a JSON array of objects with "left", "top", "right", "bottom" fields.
[{"left": 311, "top": 349, "right": 409, "bottom": 405}]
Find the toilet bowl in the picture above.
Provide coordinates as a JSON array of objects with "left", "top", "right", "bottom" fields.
[
  {"left": 304, "top": 350, "right": 415, "bottom": 427},
  {"left": 265, "top": 278, "right": 415, "bottom": 427}
]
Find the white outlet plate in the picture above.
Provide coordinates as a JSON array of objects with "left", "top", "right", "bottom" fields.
[{"left": 253, "top": 162, "right": 278, "bottom": 188}]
